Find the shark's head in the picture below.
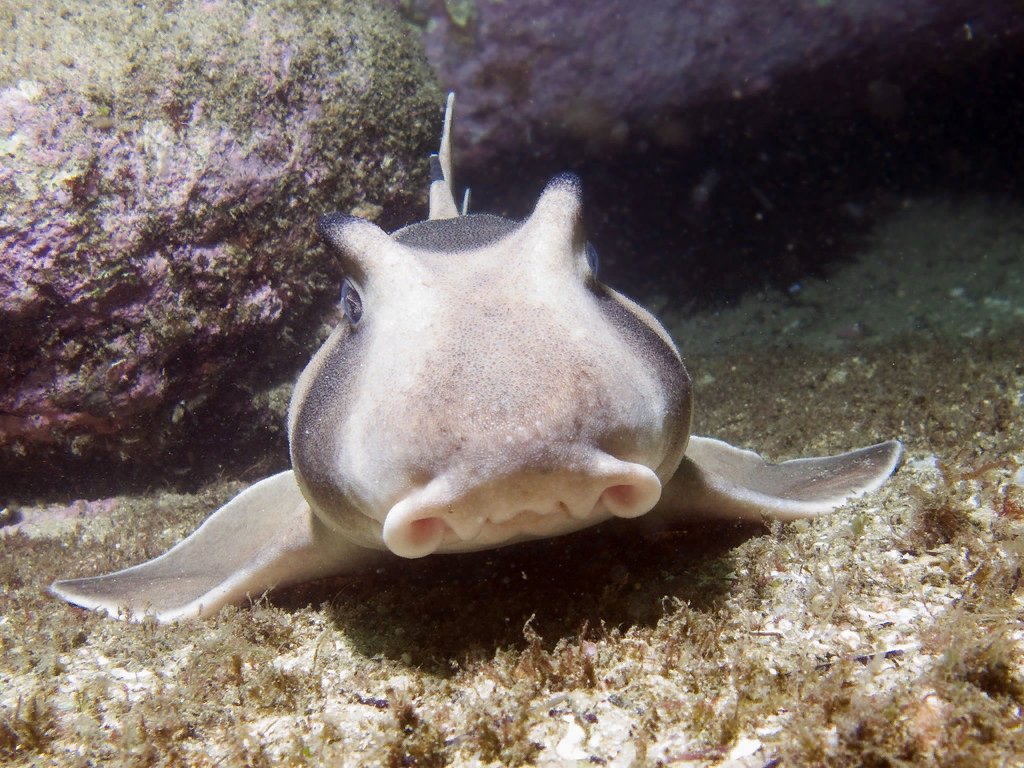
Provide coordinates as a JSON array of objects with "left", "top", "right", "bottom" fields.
[{"left": 289, "top": 174, "right": 691, "bottom": 557}]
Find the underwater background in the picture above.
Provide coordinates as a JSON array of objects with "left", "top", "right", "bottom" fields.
[{"left": 2, "top": 0, "right": 1023, "bottom": 765}]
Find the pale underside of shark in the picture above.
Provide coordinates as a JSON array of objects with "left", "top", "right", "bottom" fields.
[{"left": 51, "top": 94, "right": 902, "bottom": 622}]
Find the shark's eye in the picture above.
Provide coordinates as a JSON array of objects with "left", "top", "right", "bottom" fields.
[
  {"left": 585, "top": 241, "right": 600, "bottom": 275},
  {"left": 341, "top": 279, "right": 363, "bottom": 325}
]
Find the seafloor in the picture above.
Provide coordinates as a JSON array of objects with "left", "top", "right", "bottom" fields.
[{"left": 2, "top": 195, "right": 1022, "bottom": 766}]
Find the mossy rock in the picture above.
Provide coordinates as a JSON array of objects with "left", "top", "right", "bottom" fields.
[{"left": 0, "top": 0, "right": 441, "bottom": 490}]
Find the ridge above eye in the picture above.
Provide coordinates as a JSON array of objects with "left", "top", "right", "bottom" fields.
[
  {"left": 341, "top": 279, "right": 363, "bottom": 324},
  {"left": 585, "top": 241, "right": 599, "bottom": 275}
]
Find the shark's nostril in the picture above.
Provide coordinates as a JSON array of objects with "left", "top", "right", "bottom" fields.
[
  {"left": 383, "top": 513, "right": 446, "bottom": 558},
  {"left": 604, "top": 484, "right": 640, "bottom": 509},
  {"left": 409, "top": 517, "right": 443, "bottom": 544},
  {"left": 599, "top": 468, "right": 662, "bottom": 519}
]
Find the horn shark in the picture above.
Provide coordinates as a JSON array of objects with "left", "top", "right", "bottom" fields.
[{"left": 51, "top": 94, "right": 902, "bottom": 621}]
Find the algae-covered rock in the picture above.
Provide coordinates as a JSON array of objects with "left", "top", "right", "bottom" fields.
[{"left": 0, "top": 0, "right": 439, "bottom": 482}]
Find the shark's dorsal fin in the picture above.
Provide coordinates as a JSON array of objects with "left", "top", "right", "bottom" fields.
[{"left": 428, "top": 92, "right": 461, "bottom": 220}]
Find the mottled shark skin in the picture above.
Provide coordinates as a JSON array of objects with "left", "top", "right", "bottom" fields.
[{"left": 51, "top": 94, "right": 902, "bottom": 622}]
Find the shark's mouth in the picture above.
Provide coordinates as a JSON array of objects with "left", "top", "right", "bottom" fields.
[{"left": 381, "top": 457, "right": 662, "bottom": 557}]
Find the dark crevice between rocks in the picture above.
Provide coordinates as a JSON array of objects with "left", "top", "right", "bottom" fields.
[{"left": 461, "top": 30, "right": 1024, "bottom": 307}]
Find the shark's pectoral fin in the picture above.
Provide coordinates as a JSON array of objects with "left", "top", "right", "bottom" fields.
[
  {"left": 653, "top": 436, "right": 903, "bottom": 522},
  {"left": 50, "top": 470, "right": 382, "bottom": 622}
]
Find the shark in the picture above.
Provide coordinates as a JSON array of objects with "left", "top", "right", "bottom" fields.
[{"left": 51, "top": 94, "right": 902, "bottom": 621}]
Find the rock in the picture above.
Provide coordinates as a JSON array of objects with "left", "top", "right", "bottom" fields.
[
  {"left": 401, "top": 0, "right": 1019, "bottom": 168},
  {"left": 0, "top": 0, "right": 440, "bottom": 485}
]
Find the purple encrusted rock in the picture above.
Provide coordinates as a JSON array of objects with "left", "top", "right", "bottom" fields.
[
  {"left": 402, "top": 0, "right": 1019, "bottom": 168},
  {"left": 0, "top": 0, "right": 440, "bottom": 479}
]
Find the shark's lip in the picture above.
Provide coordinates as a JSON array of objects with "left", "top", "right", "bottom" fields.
[{"left": 381, "top": 457, "right": 662, "bottom": 558}]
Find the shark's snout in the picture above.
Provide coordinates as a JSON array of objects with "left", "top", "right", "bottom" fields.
[{"left": 381, "top": 455, "right": 662, "bottom": 558}]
